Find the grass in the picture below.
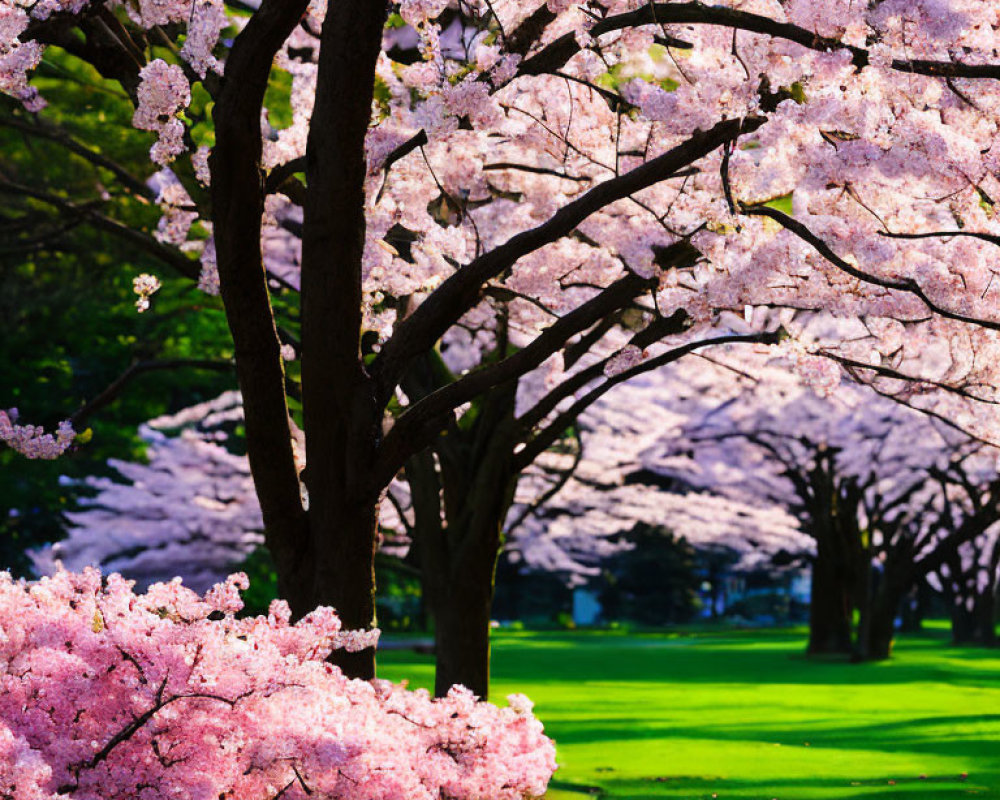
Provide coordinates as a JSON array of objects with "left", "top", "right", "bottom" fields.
[{"left": 377, "top": 624, "right": 1000, "bottom": 800}]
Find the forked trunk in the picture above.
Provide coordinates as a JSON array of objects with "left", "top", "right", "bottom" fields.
[{"left": 424, "top": 459, "right": 513, "bottom": 699}]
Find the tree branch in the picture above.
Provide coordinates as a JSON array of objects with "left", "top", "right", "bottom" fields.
[
  {"left": 515, "top": 2, "right": 1000, "bottom": 82},
  {"left": 0, "top": 178, "right": 200, "bottom": 280},
  {"left": 741, "top": 203, "right": 1000, "bottom": 332},
  {"left": 0, "top": 111, "right": 155, "bottom": 199},
  {"left": 374, "top": 115, "right": 763, "bottom": 401},
  {"left": 69, "top": 359, "right": 234, "bottom": 428},
  {"left": 374, "top": 271, "right": 659, "bottom": 489},
  {"left": 514, "top": 329, "right": 781, "bottom": 471},
  {"left": 210, "top": 0, "right": 311, "bottom": 571}
]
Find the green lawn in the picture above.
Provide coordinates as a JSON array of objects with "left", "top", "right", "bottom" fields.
[{"left": 377, "top": 626, "right": 1000, "bottom": 800}]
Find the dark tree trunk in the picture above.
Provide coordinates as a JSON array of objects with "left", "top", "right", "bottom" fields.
[
  {"left": 899, "top": 581, "right": 928, "bottom": 633},
  {"left": 952, "top": 588, "right": 998, "bottom": 646},
  {"left": 852, "top": 554, "right": 874, "bottom": 660},
  {"left": 861, "top": 596, "right": 896, "bottom": 660},
  {"left": 976, "top": 595, "right": 998, "bottom": 646},
  {"left": 403, "top": 367, "right": 519, "bottom": 699},
  {"left": 297, "top": 0, "right": 390, "bottom": 680},
  {"left": 945, "top": 538, "right": 1000, "bottom": 647},
  {"left": 429, "top": 528, "right": 502, "bottom": 699},
  {"left": 807, "top": 533, "right": 853, "bottom": 655},
  {"left": 424, "top": 429, "right": 516, "bottom": 699},
  {"left": 952, "top": 600, "right": 976, "bottom": 644},
  {"left": 855, "top": 568, "right": 906, "bottom": 662},
  {"left": 210, "top": 1, "right": 313, "bottom": 624},
  {"left": 310, "top": 494, "right": 381, "bottom": 678}
]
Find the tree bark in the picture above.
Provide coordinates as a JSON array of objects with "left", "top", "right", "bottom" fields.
[
  {"left": 857, "top": 590, "right": 897, "bottom": 660},
  {"left": 806, "top": 492, "right": 855, "bottom": 656},
  {"left": 404, "top": 367, "right": 519, "bottom": 699},
  {"left": 298, "top": 0, "right": 390, "bottom": 679},
  {"left": 430, "top": 538, "right": 501, "bottom": 700},
  {"left": 807, "top": 545, "right": 853, "bottom": 655},
  {"left": 210, "top": 0, "right": 312, "bottom": 613},
  {"left": 854, "top": 567, "right": 907, "bottom": 661}
]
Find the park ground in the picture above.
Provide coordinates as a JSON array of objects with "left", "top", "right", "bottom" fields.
[{"left": 378, "top": 624, "right": 1000, "bottom": 800}]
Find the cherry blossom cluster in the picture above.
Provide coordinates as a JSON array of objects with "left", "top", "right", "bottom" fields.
[
  {"left": 132, "top": 272, "right": 162, "bottom": 312},
  {"left": 30, "top": 393, "right": 424, "bottom": 590},
  {"left": 0, "top": 568, "right": 557, "bottom": 800},
  {"left": 133, "top": 60, "right": 191, "bottom": 166},
  {"left": 0, "top": 410, "right": 75, "bottom": 460},
  {"left": 0, "top": 3, "right": 44, "bottom": 111}
]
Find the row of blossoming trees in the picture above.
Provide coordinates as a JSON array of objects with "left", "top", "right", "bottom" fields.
[
  {"left": 5, "top": 0, "right": 1000, "bottom": 774},
  {"left": 542, "top": 349, "right": 1000, "bottom": 660}
]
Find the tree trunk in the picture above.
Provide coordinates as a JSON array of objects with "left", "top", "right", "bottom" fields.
[
  {"left": 899, "top": 581, "right": 928, "bottom": 633},
  {"left": 952, "top": 598, "right": 977, "bottom": 644},
  {"left": 952, "top": 588, "right": 998, "bottom": 646},
  {"left": 404, "top": 373, "right": 519, "bottom": 699},
  {"left": 855, "top": 568, "right": 905, "bottom": 662},
  {"left": 430, "top": 539, "right": 499, "bottom": 699},
  {"left": 807, "top": 535, "right": 853, "bottom": 655},
  {"left": 861, "top": 596, "right": 896, "bottom": 660},
  {"left": 423, "top": 439, "right": 515, "bottom": 699},
  {"left": 310, "top": 495, "right": 380, "bottom": 678},
  {"left": 976, "top": 590, "right": 998, "bottom": 646},
  {"left": 297, "top": 0, "right": 390, "bottom": 681},
  {"left": 852, "top": 554, "right": 873, "bottom": 660}
]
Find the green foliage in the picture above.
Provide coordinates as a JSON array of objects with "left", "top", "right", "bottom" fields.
[
  {"left": 380, "top": 626, "right": 1000, "bottom": 799},
  {"left": 764, "top": 191, "right": 795, "bottom": 215},
  {"left": 236, "top": 545, "right": 280, "bottom": 617},
  {"left": 595, "top": 63, "right": 678, "bottom": 94},
  {"left": 0, "top": 56, "right": 234, "bottom": 575}
]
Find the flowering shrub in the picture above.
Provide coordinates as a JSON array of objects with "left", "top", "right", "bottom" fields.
[{"left": 0, "top": 569, "right": 556, "bottom": 800}]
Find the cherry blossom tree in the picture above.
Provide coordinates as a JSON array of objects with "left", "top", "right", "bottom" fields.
[
  {"left": 0, "top": 567, "right": 556, "bottom": 800},
  {"left": 29, "top": 393, "right": 265, "bottom": 593},
  {"left": 646, "top": 359, "right": 1000, "bottom": 659},
  {"left": 8, "top": 0, "right": 1000, "bottom": 691},
  {"left": 925, "top": 451, "right": 1000, "bottom": 646},
  {"left": 505, "top": 367, "right": 809, "bottom": 585}
]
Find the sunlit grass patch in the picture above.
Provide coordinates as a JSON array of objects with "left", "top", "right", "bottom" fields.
[{"left": 379, "top": 627, "right": 1000, "bottom": 799}]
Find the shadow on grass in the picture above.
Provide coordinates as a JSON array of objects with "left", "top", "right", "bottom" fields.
[
  {"left": 549, "top": 773, "right": 996, "bottom": 800},
  {"left": 548, "top": 713, "right": 1000, "bottom": 757},
  {"left": 489, "top": 633, "right": 1000, "bottom": 688}
]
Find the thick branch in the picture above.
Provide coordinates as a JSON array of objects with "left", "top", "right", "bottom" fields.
[
  {"left": 27, "top": 7, "right": 144, "bottom": 99},
  {"left": 374, "top": 115, "right": 762, "bottom": 400},
  {"left": 516, "top": 2, "right": 1000, "bottom": 82},
  {"left": 375, "top": 272, "right": 656, "bottom": 485},
  {"left": 742, "top": 204, "right": 1000, "bottom": 332},
  {"left": 517, "top": 306, "right": 690, "bottom": 433}
]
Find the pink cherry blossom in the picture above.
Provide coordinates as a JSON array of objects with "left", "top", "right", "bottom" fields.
[{"left": 0, "top": 568, "right": 557, "bottom": 800}]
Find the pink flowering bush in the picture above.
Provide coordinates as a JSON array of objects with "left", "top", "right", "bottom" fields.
[{"left": 0, "top": 569, "right": 556, "bottom": 800}]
